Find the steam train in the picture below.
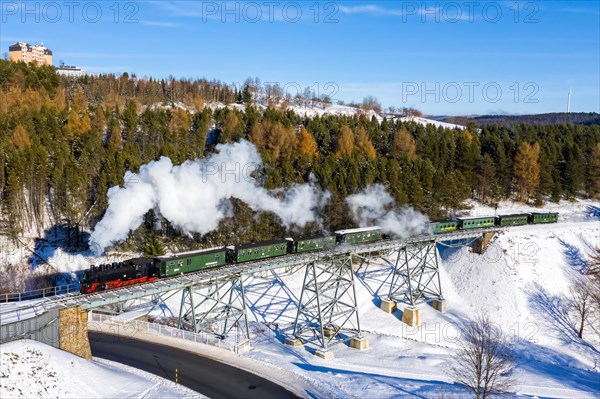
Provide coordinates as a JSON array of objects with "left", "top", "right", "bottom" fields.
[{"left": 80, "top": 212, "right": 558, "bottom": 294}]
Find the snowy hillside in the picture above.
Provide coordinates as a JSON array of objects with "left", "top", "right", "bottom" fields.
[
  {"left": 112, "top": 200, "right": 599, "bottom": 398},
  {"left": 217, "top": 200, "right": 599, "bottom": 398},
  {"left": 397, "top": 115, "right": 469, "bottom": 130},
  {"left": 143, "top": 98, "right": 476, "bottom": 131},
  {"left": 149, "top": 99, "right": 384, "bottom": 121},
  {"left": 0, "top": 340, "right": 204, "bottom": 399}
]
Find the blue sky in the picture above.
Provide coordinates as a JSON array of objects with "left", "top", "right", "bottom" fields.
[{"left": 1, "top": 1, "right": 599, "bottom": 115}]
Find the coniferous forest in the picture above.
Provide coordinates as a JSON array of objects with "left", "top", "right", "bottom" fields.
[{"left": 1, "top": 60, "right": 599, "bottom": 254}]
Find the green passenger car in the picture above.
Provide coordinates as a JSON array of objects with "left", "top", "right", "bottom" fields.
[
  {"left": 457, "top": 216, "right": 496, "bottom": 230},
  {"left": 228, "top": 239, "right": 288, "bottom": 263},
  {"left": 155, "top": 247, "right": 227, "bottom": 277},
  {"left": 290, "top": 235, "right": 337, "bottom": 253},
  {"left": 529, "top": 212, "right": 559, "bottom": 224},
  {"left": 495, "top": 214, "right": 529, "bottom": 227},
  {"left": 335, "top": 227, "right": 382, "bottom": 245},
  {"left": 430, "top": 220, "right": 459, "bottom": 234}
]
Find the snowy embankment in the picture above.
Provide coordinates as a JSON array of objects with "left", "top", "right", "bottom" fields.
[
  {"left": 0, "top": 340, "right": 204, "bottom": 399},
  {"left": 229, "top": 200, "right": 599, "bottom": 399}
]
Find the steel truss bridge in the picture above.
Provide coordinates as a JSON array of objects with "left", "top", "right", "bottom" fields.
[{"left": 1, "top": 228, "right": 499, "bottom": 352}]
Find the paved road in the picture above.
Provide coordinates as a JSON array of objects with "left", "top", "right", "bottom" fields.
[{"left": 89, "top": 332, "right": 300, "bottom": 399}]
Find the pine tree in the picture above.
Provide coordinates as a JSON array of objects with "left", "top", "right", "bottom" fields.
[
  {"left": 513, "top": 142, "right": 541, "bottom": 202},
  {"left": 476, "top": 154, "right": 496, "bottom": 203},
  {"left": 563, "top": 143, "right": 585, "bottom": 199},
  {"left": 143, "top": 233, "right": 166, "bottom": 256},
  {"left": 587, "top": 143, "right": 600, "bottom": 198}
]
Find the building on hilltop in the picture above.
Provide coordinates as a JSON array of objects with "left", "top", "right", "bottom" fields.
[
  {"left": 9, "top": 42, "right": 52, "bottom": 66},
  {"left": 55, "top": 64, "right": 85, "bottom": 77}
]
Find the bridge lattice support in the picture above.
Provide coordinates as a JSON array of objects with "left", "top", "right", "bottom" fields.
[
  {"left": 388, "top": 241, "right": 443, "bottom": 306},
  {"left": 178, "top": 275, "right": 250, "bottom": 344},
  {"left": 293, "top": 254, "right": 362, "bottom": 351}
]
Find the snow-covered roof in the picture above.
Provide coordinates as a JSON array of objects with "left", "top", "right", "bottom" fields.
[
  {"left": 156, "top": 246, "right": 226, "bottom": 259},
  {"left": 456, "top": 215, "right": 495, "bottom": 220},
  {"left": 334, "top": 226, "right": 381, "bottom": 235}
]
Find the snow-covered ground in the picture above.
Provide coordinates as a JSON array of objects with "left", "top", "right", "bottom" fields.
[
  {"left": 243, "top": 200, "right": 599, "bottom": 398},
  {"left": 117, "top": 199, "right": 598, "bottom": 399},
  {"left": 396, "top": 115, "right": 468, "bottom": 130},
  {"left": 2, "top": 200, "right": 599, "bottom": 398},
  {"left": 0, "top": 340, "right": 204, "bottom": 399}
]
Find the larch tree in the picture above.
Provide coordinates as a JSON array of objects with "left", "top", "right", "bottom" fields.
[
  {"left": 335, "top": 125, "right": 355, "bottom": 158},
  {"left": 220, "top": 110, "right": 242, "bottom": 143},
  {"left": 354, "top": 126, "right": 376, "bottom": 159},
  {"left": 10, "top": 124, "right": 32, "bottom": 150},
  {"left": 169, "top": 107, "right": 191, "bottom": 138},
  {"left": 513, "top": 141, "right": 540, "bottom": 202},
  {"left": 296, "top": 126, "right": 318, "bottom": 158},
  {"left": 249, "top": 121, "right": 266, "bottom": 149},
  {"left": 108, "top": 119, "right": 123, "bottom": 150},
  {"left": 392, "top": 127, "right": 417, "bottom": 160}
]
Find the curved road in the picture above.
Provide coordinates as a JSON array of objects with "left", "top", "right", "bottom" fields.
[{"left": 89, "top": 332, "right": 300, "bottom": 399}]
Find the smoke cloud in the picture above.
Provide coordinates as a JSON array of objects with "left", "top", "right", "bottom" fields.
[
  {"left": 345, "top": 184, "right": 429, "bottom": 238},
  {"left": 89, "top": 140, "right": 329, "bottom": 254}
]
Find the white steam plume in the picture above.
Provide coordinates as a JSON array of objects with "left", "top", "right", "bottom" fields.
[
  {"left": 345, "top": 184, "right": 429, "bottom": 237},
  {"left": 89, "top": 140, "right": 329, "bottom": 254}
]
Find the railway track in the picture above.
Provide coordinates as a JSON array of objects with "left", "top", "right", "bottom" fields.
[{"left": 0, "top": 228, "right": 500, "bottom": 320}]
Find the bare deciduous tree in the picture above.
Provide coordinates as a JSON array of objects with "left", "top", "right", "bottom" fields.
[
  {"left": 586, "top": 247, "right": 600, "bottom": 279},
  {"left": 451, "top": 314, "right": 515, "bottom": 399},
  {"left": 568, "top": 276, "right": 599, "bottom": 339}
]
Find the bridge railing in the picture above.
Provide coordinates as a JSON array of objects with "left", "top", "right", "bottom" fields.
[
  {"left": 0, "top": 283, "right": 80, "bottom": 303},
  {"left": 89, "top": 312, "right": 244, "bottom": 353}
]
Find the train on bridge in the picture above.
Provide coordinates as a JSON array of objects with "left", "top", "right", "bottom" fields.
[{"left": 80, "top": 212, "right": 558, "bottom": 294}]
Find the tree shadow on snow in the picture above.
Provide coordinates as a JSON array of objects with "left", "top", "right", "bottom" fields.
[
  {"left": 27, "top": 223, "right": 91, "bottom": 270},
  {"left": 527, "top": 282, "right": 600, "bottom": 359},
  {"left": 586, "top": 205, "right": 600, "bottom": 219},
  {"left": 354, "top": 256, "right": 396, "bottom": 306},
  {"left": 244, "top": 271, "right": 300, "bottom": 325},
  {"left": 292, "top": 363, "right": 466, "bottom": 398},
  {"left": 528, "top": 283, "right": 581, "bottom": 345},
  {"left": 558, "top": 238, "right": 590, "bottom": 273},
  {"left": 512, "top": 336, "right": 600, "bottom": 395}
]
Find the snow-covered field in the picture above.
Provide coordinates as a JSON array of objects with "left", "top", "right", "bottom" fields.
[
  {"left": 0, "top": 340, "right": 205, "bottom": 399},
  {"left": 1, "top": 200, "right": 599, "bottom": 398}
]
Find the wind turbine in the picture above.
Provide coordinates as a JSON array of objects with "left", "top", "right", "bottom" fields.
[{"left": 567, "top": 88, "right": 572, "bottom": 113}]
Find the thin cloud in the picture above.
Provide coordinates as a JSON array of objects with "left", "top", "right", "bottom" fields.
[
  {"left": 140, "top": 20, "right": 181, "bottom": 28},
  {"left": 338, "top": 5, "right": 404, "bottom": 16},
  {"left": 338, "top": 4, "right": 474, "bottom": 21}
]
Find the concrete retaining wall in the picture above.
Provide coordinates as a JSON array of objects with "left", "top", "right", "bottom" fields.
[
  {"left": 1, "top": 307, "right": 92, "bottom": 359},
  {"left": 0, "top": 309, "right": 60, "bottom": 347}
]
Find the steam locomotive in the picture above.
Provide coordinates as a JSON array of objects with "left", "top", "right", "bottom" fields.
[{"left": 80, "top": 212, "right": 558, "bottom": 294}]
